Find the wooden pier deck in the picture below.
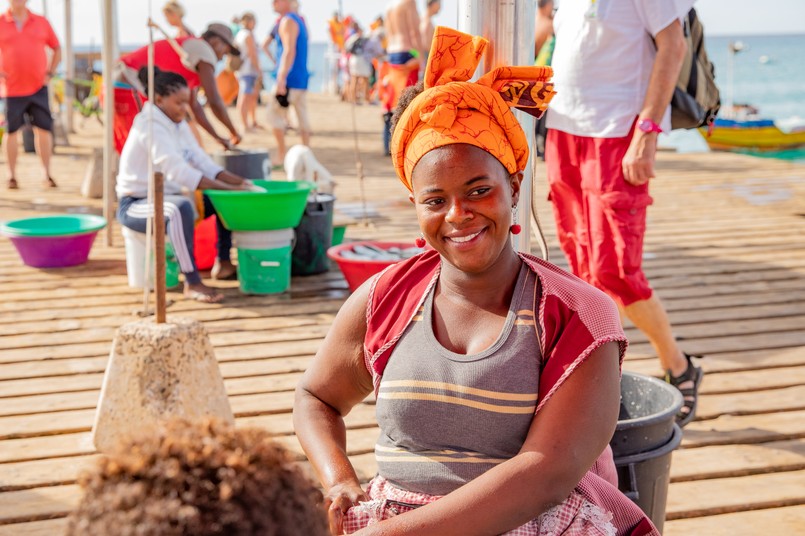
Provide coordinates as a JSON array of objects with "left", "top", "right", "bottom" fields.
[{"left": 1, "top": 94, "right": 804, "bottom": 534}]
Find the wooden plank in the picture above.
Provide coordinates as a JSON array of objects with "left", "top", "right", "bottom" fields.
[
  {"left": 0, "top": 517, "right": 68, "bottom": 536},
  {"left": 697, "top": 365, "right": 805, "bottom": 395},
  {"left": 671, "top": 439, "right": 805, "bottom": 482},
  {"left": 0, "top": 455, "right": 99, "bottom": 492},
  {"left": 0, "top": 433, "right": 93, "bottom": 464},
  {"left": 0, "top": 371, "right": 303, "bottom": 399},
  {"left": 623, "top": 346, "right": 805, "bottom": 376},
  {"left": 0, "top": 354, "right": 315, "bottom": 382},
  {"left": 666, "top": 469, "right": 805, "bottom": 519},
  {"left": 664, "top": 504, "right": 805, "bottom": 536},
  {"left": 0, "top": 484, "right": 80, "bottom": 524},
  {"left": 695, "top": 385, "right": 805, "bottom": 421},
  {"left": 682, "top": 410, "right": 805, "bottom": 448}
]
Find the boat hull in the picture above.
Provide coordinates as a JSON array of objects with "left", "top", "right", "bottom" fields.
[{"left": 701, "top": 123, "right": 805, "bottom": 152}]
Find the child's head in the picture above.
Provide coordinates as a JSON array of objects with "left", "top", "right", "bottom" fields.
[
  {"left": 67, "top": 419, "right": 329, "bottom": 536},
  {"left": 137, "top": 67, "right": 190, "bottom": 123}
]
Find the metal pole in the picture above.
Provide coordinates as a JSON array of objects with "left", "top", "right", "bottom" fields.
[
  {"left": 101, "top": 0, "right": 116, "bottom": 246},
  {"left": 459, "top": 0, "right": 536, "bottom": 254},
  {"left": 64, "top": 0, "right": 74, "bottom": 133}
]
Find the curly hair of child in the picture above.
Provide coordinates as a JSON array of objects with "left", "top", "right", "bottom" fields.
[{"left": 66, "top": 418, "right": 329, "bottom": 536}]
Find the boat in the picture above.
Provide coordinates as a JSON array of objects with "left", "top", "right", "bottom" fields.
[{"left": 700, "top": 106, "right": 805, "bottom": 152}]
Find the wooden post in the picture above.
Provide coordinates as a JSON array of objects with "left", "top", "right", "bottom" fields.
[
  {"left": 64, "top": 0, "right": 75, "bottom": 133},
  {"left": 101, "top": 0, "right": 116, "bottom": 246},
  {"left": 153, "top": 172, "right": 166, "bottom": 324}
]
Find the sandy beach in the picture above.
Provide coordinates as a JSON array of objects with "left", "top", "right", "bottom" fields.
[{"left": 1, "top": 92, "right": 805, "bottom": 534}]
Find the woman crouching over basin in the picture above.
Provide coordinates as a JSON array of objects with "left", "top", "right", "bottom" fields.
[
  {"left": 294, "top": 27, "right": 658, "bottom": 536},
  {"left": 116, "top": 67, "right": 253, "bottom": 304}
]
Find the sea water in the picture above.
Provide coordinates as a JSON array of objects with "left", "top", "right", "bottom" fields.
[{"left": 663, "top": 33, "right": 805, "bottom": 163}]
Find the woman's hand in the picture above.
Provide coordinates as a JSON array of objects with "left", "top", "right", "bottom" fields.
[
  {"left": 325, "top": 482, "right": 368, "bottom": 535},
  {"left": 216, "top": 136, "right": 233, "bottom": 151}
]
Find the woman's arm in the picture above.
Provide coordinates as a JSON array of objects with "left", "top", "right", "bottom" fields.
[
  {"left": 294, "top": 281, "right": 375, "bottom": 534},
  {"left": 355, "top": 342, "right": 622, "bottom": 536},
  {"left": 196, "top": 62, "right": 242, "bottom": 147},
  {"left": 261, "top": 33, "right": 276, "bottom": 64}
]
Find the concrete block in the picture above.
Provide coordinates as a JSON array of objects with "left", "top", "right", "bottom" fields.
[{"left": 92, "top": 317, "right": 234, "bottom": 453}]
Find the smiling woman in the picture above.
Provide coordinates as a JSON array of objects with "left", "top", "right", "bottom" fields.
[{"left": 293, "top": 26, "right": 659, "bottom": 536}]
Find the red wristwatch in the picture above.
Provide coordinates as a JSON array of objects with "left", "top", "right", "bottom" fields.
[{"left": 637, "top": 118, "right": 663, "bottom": 134}]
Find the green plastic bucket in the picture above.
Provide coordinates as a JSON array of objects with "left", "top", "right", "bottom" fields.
[
  {"left": 165, "top": 243, "right": 180, "bottom": 289},
  {"left": 205, "top": 180, "right": 314, "bottom": 231},
  {"left": 234, "top": 229, "right": 293, "bottom": 294},
  {"left": 332, "top": 225, "right": 347, "bottom": 246}
]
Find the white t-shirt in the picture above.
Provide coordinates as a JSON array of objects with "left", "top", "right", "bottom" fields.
[
  {"left": 235, "top": 29, "right": 258, "bottom": 76},
  {"left": 116, "top": 102, "right": 224, "bottom": 199},
  {"left": 547, "top": 0, "right": 694, "bottom": 138}
]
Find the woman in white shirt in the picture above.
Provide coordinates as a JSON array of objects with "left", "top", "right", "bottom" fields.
[{"left": 116, "top": 68, "right": 251, "bottom": 303}]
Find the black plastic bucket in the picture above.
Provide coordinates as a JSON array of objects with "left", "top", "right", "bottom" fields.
[
  {"left": 292, "top": 194, "right": 335, "bottom": 276},
  {"left": 611, "top": 371, "right": 683, "bottom": 534},
  {"left": 22, "top": 121, "right": 36, "bottom": 153}
]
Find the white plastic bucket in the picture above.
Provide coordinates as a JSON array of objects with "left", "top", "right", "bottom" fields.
[
  {"left": 232, "top": 228, "right": 294, "bottom": 250},
  {"left": 122, "top": 226, "right": 180, "bottom": 289}
]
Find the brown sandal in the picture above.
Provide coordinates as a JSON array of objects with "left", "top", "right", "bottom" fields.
[
  {"left": 44, "top": 177, "right": 57, "bottom": 188},
  {"left": 7, "top": 177, "right": 19, "bottom": 189}
]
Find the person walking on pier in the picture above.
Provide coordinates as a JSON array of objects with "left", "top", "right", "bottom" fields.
[
  {"left": 545, "top": 0, "right": 703, "bottom": 426},
  {"left": 268, "top": 0, "right": 310, "bottom": 168},
  {"left": 0, "top": 0, "right": 60, "bottom": 189}
]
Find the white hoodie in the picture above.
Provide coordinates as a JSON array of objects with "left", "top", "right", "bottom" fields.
[{"left": 115, "top": 102, "right": 224, "bottom": 199}]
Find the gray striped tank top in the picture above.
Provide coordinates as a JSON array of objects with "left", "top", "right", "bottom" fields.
[{"left": 375, "top": 264, "right": 542, "bottom": 496}]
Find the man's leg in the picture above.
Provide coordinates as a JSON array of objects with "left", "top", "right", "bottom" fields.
[
  {"left": 291, "top": 90, "right": 311, "bottom": 147},
  {"left": 33, "top": 128, "right": 54, "bottom": 185},
  {"left": 28, "top": 86, "right": 56, "bottom": 186},
  {"left": 4, "top": 95, "right": 27, "bottom": 188},
  {"left": 545, "top": 129, "right": 590, "bottom": 278},
  {"left": 622, "top": 295, "right": 687, "bottom": 375},
  {"left": 5, "top": 131, "right": 19, "bottom": 188}
]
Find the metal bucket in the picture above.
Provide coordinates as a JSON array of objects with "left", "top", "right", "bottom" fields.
[{"left": 213, "top": 150, "right": 271, "bottom": 180}]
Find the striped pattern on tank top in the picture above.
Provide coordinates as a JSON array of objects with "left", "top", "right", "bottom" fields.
[{"left": 375, "top": 264, "right": 542, "bottom": 496}]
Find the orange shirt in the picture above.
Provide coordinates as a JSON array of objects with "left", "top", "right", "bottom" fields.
[{"left": 0, "top": 9, "right": 59, "bottom": 98}]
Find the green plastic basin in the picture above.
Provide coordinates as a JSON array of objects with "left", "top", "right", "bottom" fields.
[
  {"left": 205, "top": 180, "right": 315, "bottom": 231},
  {"left": 0, "top": 214, "right": 107, "bottom": 238}
]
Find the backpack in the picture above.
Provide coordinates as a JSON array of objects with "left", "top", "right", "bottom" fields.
[
  {"left": 347, "top": 36, "right": 367, "bottom": 56},
  {"left": 670, "top": 8, "right": 720, "bottom": 130}
]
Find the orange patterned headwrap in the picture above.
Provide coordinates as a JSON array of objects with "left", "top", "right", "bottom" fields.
[{"left": 391, "top": 26, "right": 556, "bottom": 192}]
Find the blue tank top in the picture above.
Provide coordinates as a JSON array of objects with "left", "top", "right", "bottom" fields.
[{"left": 276, "top": 13, "right": 309, "bottom": 90}]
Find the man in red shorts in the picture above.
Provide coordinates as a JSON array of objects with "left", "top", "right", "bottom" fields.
[
  {"left": 546, "top": 0, "right": 703, "bottom": 426},
  {"left": 0, "top": 0, "right": 61, "bottom": 189},
  {"left": 112, "top": 23, "right": 242, "bottom": 153}
]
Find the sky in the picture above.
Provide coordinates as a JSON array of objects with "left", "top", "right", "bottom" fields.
[{"left": 25, "top": 0, "right": 805, "bottom": 49}]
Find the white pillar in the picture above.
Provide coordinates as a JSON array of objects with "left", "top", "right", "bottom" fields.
[
  {"left": 458, "top": 0, "right": 536, "bottom": 254},
  {"left": 64, "top": 0, "right": 74, "bottom": 133},
  {"left": 101, "top": 0, "right": 116, "bottom": 246}
]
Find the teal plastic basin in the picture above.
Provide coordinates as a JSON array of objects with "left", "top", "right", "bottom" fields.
[
  {"left": 0, "top": 214, "right": 107, "bottom": 238},
  {"left": 205, "top": 180, "right": 315, "bottom": 231}
]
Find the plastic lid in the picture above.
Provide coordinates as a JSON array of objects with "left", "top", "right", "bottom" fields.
[{"left": 0, "top": 214, "right": 107, "bottom": 238}]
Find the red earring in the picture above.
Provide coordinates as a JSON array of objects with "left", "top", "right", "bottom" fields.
[
  {"left": 510, "top": 205, "right": 521, "bottom": 235},
  {"left": 415, "top": 236, "right": 426, "bottom": 248}
]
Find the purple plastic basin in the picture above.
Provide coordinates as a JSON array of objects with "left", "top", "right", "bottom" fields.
[{"left": 9, "top": 232, "right": 100, "bottom": 268}]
